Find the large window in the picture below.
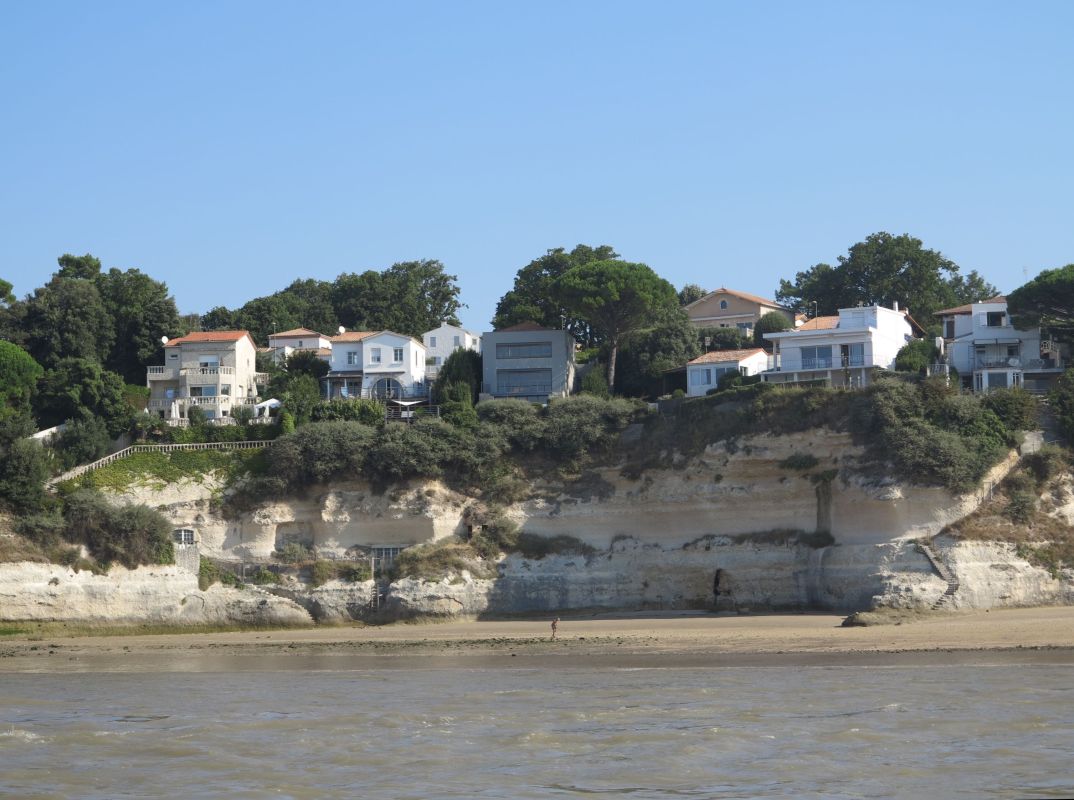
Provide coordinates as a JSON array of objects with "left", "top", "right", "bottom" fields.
[
  {"left": 986, "top": 311, "right": 1006, "bottom": 327},
  {"left": 370, "top": 348, "right": 382, "bottom": 364},
  {"left": 841, "top": 343, "right": 865, "bottom": 367},
  {"left": 800, "top": 345, "right": 833, "bottom": 370},
  {"left": 393, "top": 347, "right": 404, "bottom": 362},
  {"left": 690, "top": 368, "right": 712, "bottom": 386},
  {"left": 496, "top": 369, "right": 552, "bottom": 396},
  {"left": 496, "top": 341, "right": 553, "bottom": 359},
  {"left": 346, "top": 351, "right": 358, "bottom": 365}
]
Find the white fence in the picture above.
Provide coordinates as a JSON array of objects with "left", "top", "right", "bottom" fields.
[{"left": 47, "top": 440, "right": 273, "bottom": 488}]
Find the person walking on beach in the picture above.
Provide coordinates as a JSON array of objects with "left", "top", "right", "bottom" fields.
[{"left": 550, "top": 617, "right": 560, "bottom": 640}]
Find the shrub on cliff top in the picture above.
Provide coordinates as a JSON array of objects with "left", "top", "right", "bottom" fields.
[{"left": 62, "top": 489, "right": 174, "bottom": 569}]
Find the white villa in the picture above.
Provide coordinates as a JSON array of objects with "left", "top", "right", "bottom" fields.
[
  {"left": 266, "top": 328, "right": 332, "bottom": 365},
  {"left": 147, "top": 331, "right": 268, "bottom": 422},
  {"left": 685, "top": 348, "right": 769, "bottom": 397},
  {"left": 935, "top": 296, "right": 1063, "bottom": 393},
  {"left": 762, "top": 304, "right": 919, "bottom": 387},
  {"left": 422, "top": 322, "right": 481, "bottom": 381},
  {"left": 323, "top": 330, "right": 428, "bottom": 400}
]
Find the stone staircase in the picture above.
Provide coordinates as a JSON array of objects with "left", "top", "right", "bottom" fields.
[{"left": 916, "top": 542, "right": 960, "bottom": 610}]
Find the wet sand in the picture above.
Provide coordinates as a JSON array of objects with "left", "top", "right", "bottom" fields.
[{"left": 3, "top": 607, "right": 1074, "bottom": 672}]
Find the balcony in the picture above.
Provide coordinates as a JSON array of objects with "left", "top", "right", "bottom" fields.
[
  {"left": 181, "top": 365, "right": 235, "bottom": 376},
  {"left": 147, "top": 366, "right": 178, "bottom": 380},
  {"left": 800, "top": 356, "right": 865, "bottom": 370},
  {"left": 494, "top": 383, "right": 553, "bottom": 397},
  {"left": 255, "top": 372, "right": 270, "bottom": 384}
]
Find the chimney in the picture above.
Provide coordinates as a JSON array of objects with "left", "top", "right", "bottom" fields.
[{"left": 893, "top": 301, "right": 899, "bottom": 312}]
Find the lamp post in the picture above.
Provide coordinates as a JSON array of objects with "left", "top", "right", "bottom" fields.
[{"left": 812, "top": 301, "right": 818, "bottom": 320}]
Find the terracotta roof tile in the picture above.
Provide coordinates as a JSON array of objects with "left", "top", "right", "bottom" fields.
[
  {"left": 688, "top": 348, "right": 766, "bottom": 365},
  {"left": 270, "top": 328, "right": 325, "bottom": 338},
  {"left": 796, "top": 316, "right": 840, "bottom": 330},
  {"left": 933, "top": 295, "right": 1006, "bottom": 316},
  {"left": 686, "top": 287, "right": 790, "bottom": 310},
  {"left": 329, "top": 331, "right": 377, "bottom": 343},
  {"left": 165, "top": 331, "right": 252, "bottom": 347}
]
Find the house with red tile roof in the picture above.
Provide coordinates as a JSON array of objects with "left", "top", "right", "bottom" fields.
[
  {"left": 761, "top": 304, "right": 918, "bottom": 388},
  {"left": 683, "top": 287, "right": 795, "bottom": 335},
  {"left": 323, "top": 330, "right": 429, "bottom": 400},
  {"left": 147, "top": 331, "right": 267, "bottom": 423},
  {"left": 686, "top": 347, "right": 769, "bottom": 397}
]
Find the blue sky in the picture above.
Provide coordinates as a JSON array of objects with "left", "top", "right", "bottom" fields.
[{"left": 2, "top": 1, "right": 1072, "bottom": 332}]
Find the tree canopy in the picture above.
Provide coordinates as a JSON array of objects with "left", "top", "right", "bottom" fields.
[
  {"left": 554, "top": 259, "right": 677, "bottom": 390},
  {"left": 753, "top": 311, "right": 791, "bottom": 349},
  {"left": 776, "top": 232, "right": 994, "bottom": 323},
  {"left": 614, "top": 307, "right": 700, "bottom": 398},
  {"left": 493, "top": 245, "right": 618, "bottom": 347},
  {"left": 0, "top": 341, "right": 42, "bottom": 422},
  {"left": 678, "top": 283, "right": 706, "bottom": 306},
  {"left": 203, "top": 260, "right": 462, "bottom": 342},
  {"left": 1007, "top": 264, "right": 1074, "bottom": 340}
]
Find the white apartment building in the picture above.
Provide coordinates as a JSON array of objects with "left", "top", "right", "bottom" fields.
[
  {"left": 422, "top": 322, "right": 481, "bottom": 380},
  {"left": 266, "top": 328, "right": 332, "bottom": 365}
]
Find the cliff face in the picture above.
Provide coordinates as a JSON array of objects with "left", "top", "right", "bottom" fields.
[{"left": 3, "top": 426, "right": 1069, "bottom": 625}]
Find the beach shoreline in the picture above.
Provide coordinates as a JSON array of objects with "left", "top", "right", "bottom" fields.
[{"left": 3, "top": 606, "right": 1074, "bottom": 672}]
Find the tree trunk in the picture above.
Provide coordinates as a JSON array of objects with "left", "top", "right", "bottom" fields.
[{"left": 607, "top": 336, "right": 618, "bottom": 393}]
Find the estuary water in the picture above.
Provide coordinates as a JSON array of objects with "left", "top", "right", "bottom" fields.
[{"left": 2, "top": 663, "right": 1073, "bottom": 799}]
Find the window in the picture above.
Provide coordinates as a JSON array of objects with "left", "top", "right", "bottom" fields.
[
  {"left": 434, "top": 356, "right": 442, "bottom": 365},
  {"left": 190, "top": 386, "right": 216, "bottom": 397},
  {"left": 736, "top": 322, "right": 751, "bottom": 332},
  {"left": 172, "top": 529, "right": 195, "bottom": 545},
  {"left": 393, "top": 347, "right": 404, "bottom": 362},
  {"left": 429, "top": 336, "right": 437, "bottom": 348},
  {"left": 800, "top": 345, "right": 833, "bottom": 369},
  {"left": 221, "top": 384, "right": 231, "bottom": 396},
  {"left": 495, "top": 342, "right": 552, "bottom": 359},
  {"left": 370, "top": 348, "right": 382, "bottom": 364},
  {"left": 690, "top": 368, "right": 712, "bottom": 386},
  {"left": 841, "top": 343, "right": 865, "bottom": 367},
  {"left": 720, "top": 300, "right": 728, "bottom": 310},
  {"left": 454, "top": 335, "right": 461, "bottom": 347},
  {"left": 944, "top": 319, "right": 955, "bottom": 339},
  {"left": 986, "top": 311, "right": 1006, "bottom": 327},
  {"left": 198, "top": 355, "right": 220, "bottom": 370},
  {"left": 297, "top": 340, "right": 303, "bottom": 348},
  {"left": 347, "top": 351, "right": 358, "bottom": 365},
  {"left": 496, "top": 368, "right": 552, "bottom": 395}
]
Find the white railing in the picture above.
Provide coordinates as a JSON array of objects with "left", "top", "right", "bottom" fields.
[
  {"left": 255, "top": 372, "right": 270, "bottom": 383},
  {"left": 147, "top": 367, "right": 178, "bottom": 380},
  {"left": 46, "top": 440, "right": 275, "bottom": 488},
  {"left": 149, "top": 397, "right": 257, "bottom": 409},
  {"left": 180, "top": 366, "right": 235, "bottom": 376}
]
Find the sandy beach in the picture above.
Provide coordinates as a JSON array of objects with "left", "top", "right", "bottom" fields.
[{"left": 3, "top": 606, "right": 1074, "bottom": 673}]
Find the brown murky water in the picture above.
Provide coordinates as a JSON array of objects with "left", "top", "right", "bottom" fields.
[{"left": 2, "top": 663, "right": 1073, "bottom": 798}]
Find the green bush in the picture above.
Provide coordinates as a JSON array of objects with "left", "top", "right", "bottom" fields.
[
  {"left": 981, "top": 388, "right": 1037, "bottom": 432},
  {"left": 311, "top": 398, "right": 385, "bottom": 425},
  {"left": 717, "top": 371, "right": 743, "bottom": 392},
  {"left": 15, "top": 511, "right": 66, "bottom": 548},
  {"left": 309, "top": 559, "right": 337, "bottom": 587},
  {"left": 280, "top": 410, "right": 296, "bottom": 434},
  {"left": 390, "top": 540, "right": 479, "bottom": 580},
  {"left": 894, "top": 339, "right": 938, "bottom": 374},
  {"left": 62, "top": 489, "right": 173, "bottom": 569},
  {"left": 470, "top": 514, "right": 520, "bottom": 560},
  {"left": 267, "top": 421, "right": 374, "bottom": 488},
  {"left": 339, "top": 562, "right": 371, "bottom": 582},
  {"left": 477, "top": 400, "right": 546, "bottom": 451},
  {"left": 250, "top": 566, "right": 280, "bottom": 585},
  {"left": 431, "top": 349, "right": 482, "bottom": 404},
  {"left": 542, "top": 395, "right": 641, "bottom": 464},
  {"left": 439, "top": 381, "right": 479, "bottom": 429},
  {"left": 54, "top": 417, "right": 112, "bottom": 470},
  {"left": 186, "top": 406, "right": 207, "bottom": 427},
  {"left": 579, "top": 368, "right": 610, "bottom": 398},
  {"left": 1005, "top": 491, "right": 1036, "bottom": 524},
  {"left": 275, "top": 541, "right": 313, "bottom": 564}
]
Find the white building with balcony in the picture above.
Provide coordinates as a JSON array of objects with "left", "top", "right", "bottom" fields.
[
  {"left": 266, "top": 328, "right": 332, "bottom": 365},
  {"left": 685, "top": 348, "right": 769, "bottom": 397},
  {"left": 323, "top": 330, "right": 429, "bottom": 400},
  {"left": 935, "top": 296, "right": 1062, "bottom": 392},
  {"left": 147, "top": 331, "right": 267, "bottom": 422},
  {"left": 421, "top": 322, "right": 481, "bottom": 381},
  {"left": 762, "top": 304, "right": 918, "bottom": 387}
]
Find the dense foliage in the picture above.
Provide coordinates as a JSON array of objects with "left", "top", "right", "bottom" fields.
[
  {"left": 1007, "top": 263, "right": 1074, "bottom": 342},
  {"left": 776, "top": 232, "right": 998, "bottom": 324}
]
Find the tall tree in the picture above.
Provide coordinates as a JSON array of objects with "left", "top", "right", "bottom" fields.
[
  {"left": 776, "top": 232, "right": 971, "bottom": 321},
  {"left": 333, "top": 260, "right": 461, "bottom": 336},
  {"left": 493, "top": 245, "right": 618, "bottom": 346},
  {"left": 23, "top": 277, "right": 114, "bottom": 368},
  {"left": 615, "top": 306, "right": 701, "bottom": 398},
  {"left": 678, "top": 283, "right": 706, "bottom": 306},
  {"left": 201, "top": 306, "right": 237, "bottom": 331},
  {"left": 0, "top": 341, "right": 42, "bottom": 423},
  {"left": 555, "top": 260, "right": 677, "bottom": 390},
  {"left": 55, "top": 253, "right": 102, "bottom": 281},
  {"left": 96, "top": 267, "right": 182, "bottom": 383},
  {"left": 1008, "top": 264, "right": 1074, "bottom": 340},
  {"left": 753, "top": 311, "right": 791, "bottom": 349},
  {"left": 36, "top": 358, "right": 132, "bottom": 436},
  {"left": 0, "top": 278, "right": 14, "bottom": 306},
  {"left": 949, "top": 269, "right": 999, "bottom": 305}
]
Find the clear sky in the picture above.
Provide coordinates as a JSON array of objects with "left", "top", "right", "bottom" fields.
[{"left": 2, "top": 1, "right": 1072, "bottom": 332}]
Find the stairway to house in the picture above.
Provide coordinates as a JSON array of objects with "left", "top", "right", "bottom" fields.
[{"left": 915, "top": 542, "right": 960, "bottom": 610}]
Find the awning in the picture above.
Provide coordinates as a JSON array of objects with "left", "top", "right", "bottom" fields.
[{"left": 389, "top": 399, "right": 425, "bottom": 407}]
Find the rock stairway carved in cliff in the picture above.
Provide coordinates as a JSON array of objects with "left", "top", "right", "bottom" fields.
[{"left": 916, "top": 542, "right": 960, "bottom": 610}]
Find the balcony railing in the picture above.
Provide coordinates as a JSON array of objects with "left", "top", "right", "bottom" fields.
[
  {"left": 180, "top": 366, "right": 235, "bottom": 377},
  {"left": 495, "top": 384, "right": 553, "bottom": 396},
  {"left": 800, "top": 356, "right": 865, "bottom": 370},
  {"left": 254, "top": 372, "right": 270, "bottom": 384},
  {"left": 147, "top": 367, "right": 178, "bottom": 380},
  {"left": 149, "top": 397, "right": 257, "bottom": 408}
]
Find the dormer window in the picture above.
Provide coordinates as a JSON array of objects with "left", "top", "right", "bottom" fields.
[{"left": 720, "top": 300, "right": 728, "bottom": 310}]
